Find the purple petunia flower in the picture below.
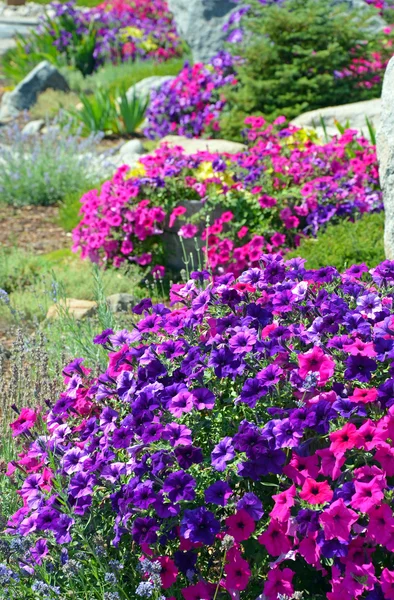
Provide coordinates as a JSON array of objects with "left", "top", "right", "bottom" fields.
[
  {"left": 204, "top": 481, "right": 232, "bottom": 506},
  {"left": 132, "top": 517, "right": 159, "bottom": 545},
  {"left": 93, "top": 328, "right": 114, "bottom": 345},
  {"left": 237, "top": 492, "right": 264, "bottom": 521},
  {"left": 344, "top": 355, "right": 377, "bottom": 382},
  {"left": 180, "top": 507, "right": 220, "bottom": 545},
  {"left": 163, "top": 470, "right": 196, "bottom": 502},
  {"left": 211, "top": 437, "right": 235, "bottom": 472}
]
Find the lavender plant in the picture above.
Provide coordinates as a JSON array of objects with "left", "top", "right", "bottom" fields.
[{"left": 0, "top": 117, "right": 103, "bottom": 207}]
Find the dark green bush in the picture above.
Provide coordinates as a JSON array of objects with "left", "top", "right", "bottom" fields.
[
  {"left": 286, "top": 211, "right": 385, "bottom": 271},
  {"left": 220, "top": 0, "right": 380, "bottom": 140}
]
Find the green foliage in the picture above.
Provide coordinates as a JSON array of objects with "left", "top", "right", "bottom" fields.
[
  {"left": 220, "top": 0, "right": 380, "bottom": 139},
  {"left": 0, "top": 246, "right": 147, "bottom": 323},
  {"left": 118, "top": 88, "right": 149, "bottom": 135},
  {"left": 33, "top": 0, "right": 103, "bottom": 5},
  {"left": 2, "top": 11, "right": 97, "bottom": 82},
  {"left": 286, "top": 212, "right": 385, "bottom": 271},
  {"left": 61, "top": 57, "right": 185, "bottom": 95},
  {"left": 68, "top": 86, "right": 148, "bottom": 136},
  {"left": 29, "top": 89, "right": 80, "bottom": 120},
  {"left": 2, "top": 30, "right": 67, "bottom": 83},
  {"left": 58, "top": 188, "right": 91, "bottom": 232}
]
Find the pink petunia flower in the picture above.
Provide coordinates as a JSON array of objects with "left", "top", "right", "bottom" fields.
[
  {"left": 270, "top": 484, "right": 296, "bottom": 521},
  {"left": 367, "top": 503, "right": 394, "bottom": 545},
  {"left": 258, "top": 519, "right": 292, "bottom": 556},
  {"left": 224, "top": 555, "right": 251, "bottom": 591},
  {"left": 225, "top": 509, "right": 255, "bottom": 542},
  {"left": 263, "top": 567, "right": 295, "bottom": 600},
  {"left": 10, "top": 408, "right": 39, "bottom": 437},
  {"left": 157, "top": 556, "right": 178, "bottom": 589},
  {"left": 319, "top": 499, "right": 358, "bottom": 541},
  {"left": 178, "top": 224, "right": 198, "bottom": 239},
  {"left": 169, "top": 205, "right": 187, "bottom": 228},
  {"left": 381, "top": 568, "right": 394, "bottom": 600},
  {"left": 351, "top": 477, "right": 384, "bottom": 513},
  {"left": 299, "top": 478, "right": 333, "bottom": 505},
  {"left": 298, "top": 346, "right": 335, "bottom": 385},
  {"left": 329, "top": 423, "right": 360, "bottom": 454}
]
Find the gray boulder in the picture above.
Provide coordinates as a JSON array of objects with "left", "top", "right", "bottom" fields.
[
  {"left": 330, "top": 0, "right": 386, "bottom": 33},
  {"left": 106, "top": 293, "right": 136, "bottom": 313},
  {"left": 291, "top": 99, "right": 381, "bottom": 141},
  {"left": 0, "top": 61, "right": 69, "bottom": 122},
  {"left": 126, "top": 76, "right": 175, "bottom": 102},
  {"left": 168, "top": 0, "right": 237, "bottom": 63},
  {"left": 377, "top": 57, "right": 394, "bottom": 259}
]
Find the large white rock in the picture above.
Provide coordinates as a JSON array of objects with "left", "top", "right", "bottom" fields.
[
  {"left": 0, "top": 60, "right": 69, "bottom": 122},
  {"left": 159, "top": 135, "right": 246, "bottom": 155},
  {"left": 291, "top": 99, "right": 381, "bottom": 141},
  {"left": 377, "top": 57, "right": 394, "bottom": 259},
  {"left": 168, "top": 0, "right": 237, "bottom": 63}
]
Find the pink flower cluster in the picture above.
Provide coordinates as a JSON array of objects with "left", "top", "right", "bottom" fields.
[
  {"left": 73, "top": 117, "right": 382, "bottom": 277},
  {"left": 334, "top": 26, "right": 394, "bottom": 89}
]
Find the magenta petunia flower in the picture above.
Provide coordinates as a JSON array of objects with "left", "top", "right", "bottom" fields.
[{"left": 319, "top": 499, "right": 358, "bottom": 541}]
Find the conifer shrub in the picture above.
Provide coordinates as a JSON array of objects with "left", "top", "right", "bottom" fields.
[{"left": 220, "top": 0, "right": 382, "bottom": 140}]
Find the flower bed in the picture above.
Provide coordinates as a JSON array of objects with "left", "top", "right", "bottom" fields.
[
  {"left": 6, "top": 255, "right": 394, "bottom": 599},
  {"left": 72, "top": 118, "right": 382, "bottom": 277},
  {"left": 37, "top": 0, "right": 182, "bottom": 75}
]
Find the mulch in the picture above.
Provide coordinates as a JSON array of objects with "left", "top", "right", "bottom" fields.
[{"left": 0, "top": 204, "right": 70, "bottom": 254}]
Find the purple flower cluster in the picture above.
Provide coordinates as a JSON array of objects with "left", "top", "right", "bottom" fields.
[
  {"left": 8, "top": 256, "right": 394, "bottom": 598},
  {"left": 144, "top": 51, "right": 237, "bottom": 139}
]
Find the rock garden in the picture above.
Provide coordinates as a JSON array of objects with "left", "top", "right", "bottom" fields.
[{"left": 3, "top": 0, "right": 394, "bottom": 598}]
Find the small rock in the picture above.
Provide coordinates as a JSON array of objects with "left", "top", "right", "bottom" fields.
[
  {"left": 22, "top": 119, "right": 45, "bottom": 136},
  {"left": 159, "top": 135, "right": 246, "bottom": 155},
  {"left": 0, "top": 60, "right": 69, "bottom": 122},
  {"left": 106, "top": 293, "right": 135, "bottom": 313},
  {"left": 46, "top": 298, "right": 97, "bottom": 320},
  {"left": 291, "top": 98, "right": 381, "bottom": 141},
  {"left": 119, "top": 138, "right": 144, "bottom": 156},
  {"left": 377, "top": 57, "right": 394, "bottom": 259},
  {"left": 126, "top": 76, "right": 175, "bottom": 102}
]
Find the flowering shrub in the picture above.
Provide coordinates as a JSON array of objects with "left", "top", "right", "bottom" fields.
[
  {"left": 72, "top": 117, "right": 382, "bottom": 276},
  {"left": 144, "top": 52, "right": 237, "bottom": 139},
  {"left": 7, "top": 255, "right": 394, "bottom": 599}
]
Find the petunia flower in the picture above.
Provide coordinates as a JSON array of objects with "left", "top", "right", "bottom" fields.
[
  {"left": 319, "top": 498, "right": 358, "bottom": 541},
  {"left": 225, "top": 510, "right": 255, "bottom": 542},
  {"left": 299, "top": 478, "right": 333, "bottom": 505}
]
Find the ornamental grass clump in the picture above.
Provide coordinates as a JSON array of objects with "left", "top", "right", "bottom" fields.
[
  {"left": 7, "top": 255, "right": 394, "bottom": 598},
  {"left": 72, "top": 117, "right": 382, "bottom": 277}
]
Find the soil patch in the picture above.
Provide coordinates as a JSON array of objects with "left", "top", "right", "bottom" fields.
[{"left": 0, "top": 204, "right": 70, "bottom": 254}]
